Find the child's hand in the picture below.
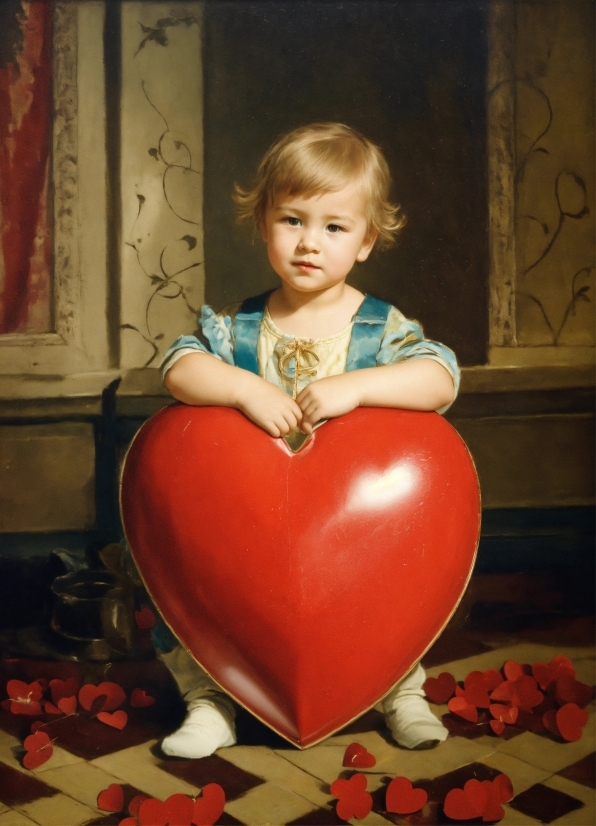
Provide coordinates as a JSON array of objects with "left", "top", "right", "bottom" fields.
[
  {"left": 296, "top": 374, "right": 361, "bottom": 434},
  {"left": 238, "top": 378, "right": 303, "bottom": 438}
]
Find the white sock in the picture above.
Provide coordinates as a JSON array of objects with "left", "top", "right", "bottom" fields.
[
  {"left": 382, "top": 663, "right": 448, "bottom": 750},
  {"left": 161, "top": 698, "right": 236, "bottom": 759}
]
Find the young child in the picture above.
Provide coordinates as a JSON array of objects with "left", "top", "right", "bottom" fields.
[{"left": 158, "top": 122, "right": 459, "bottom": 759}]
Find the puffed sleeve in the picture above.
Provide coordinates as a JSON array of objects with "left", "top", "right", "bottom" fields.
[
  {"left": 161, "top": 304, "right": 236, "bottom": 379},
  {"left": 376, "top": 307, "right": 460, "bottom": 414}
]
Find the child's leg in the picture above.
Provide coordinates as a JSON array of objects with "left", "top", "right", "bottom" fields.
[
  {"left": 158, "top": 644, "right": 236, "bottom": 758},
  {"left": 382, "top": 663, "right": 448, "bottom": 750}
]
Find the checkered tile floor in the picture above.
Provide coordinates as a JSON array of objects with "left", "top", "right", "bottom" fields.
[{"left": 0, "top": 630, "right": 594, "bottom": 825}]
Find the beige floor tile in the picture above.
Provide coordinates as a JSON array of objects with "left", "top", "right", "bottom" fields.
[
  {"left": 369, "top": 735, "right": 498, "bottom": 782},
  {"left": 322, "top": 730, "right": 401, "bottom": 770},
  {"left": 0, "top": 729, "right": 26, "bottom": 774},
  {"left": 543, "top": 775, "right": 596, "bottom": 825},
  {"left": 91, "top": 740, "right": 199, "bottom": 798},
  {"left": 39, "top": 761, "right": 128, "bottom": 811},
  {"left": 497, "top": 713, "right": 595, "bottom": 773},
  {"left": 224, "top": 781, "right": 318, "bottom": 824},
  {"left": 0, "top": 807, "right": 7, "bottom": 817},
  {"left": 478, "top": 751, "right": 551, "bottom": 794},
  {"left": 274, "top": 743, "right": 349, "bottom": 784},
  {"left": 0, "top": 811, "right": 40, "bottom": 826},
  {"left": 31, "top": 746, "right": 83, "bottom": 773},
  {"left": 222, "top": 745, "right": 333, "bottom": 807},
  {"left": 16, "top": 793, "right": 97, "bottom": 826}
]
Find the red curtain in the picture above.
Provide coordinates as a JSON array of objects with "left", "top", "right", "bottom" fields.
[{"left": 0, "top": 1, "right": 52, "bottom": 335}]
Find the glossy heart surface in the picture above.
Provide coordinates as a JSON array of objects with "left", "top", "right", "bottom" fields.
[{"left": 121, "top": 406, "right": 480, "bottom": 747}]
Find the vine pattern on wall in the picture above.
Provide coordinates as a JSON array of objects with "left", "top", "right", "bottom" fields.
[
  {"left": 123, "top": 15, "right": 202, "bottom": 367},
  {"left": 492, "top": 78, "right": 593, "bottom": 346}
]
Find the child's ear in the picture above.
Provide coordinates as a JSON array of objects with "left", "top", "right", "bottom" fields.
[{"left": 356, "top": 229, "right": 379, "bottom": 262}]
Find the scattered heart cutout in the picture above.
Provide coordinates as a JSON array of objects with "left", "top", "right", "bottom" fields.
[
  {"left": 386, "top": 776, "right": 428, "bottom": 815},
  {"left": 30, "top": 721, "right": 45, "bottom": 734},
  {"left": 118, "top": 818, "right": 138, "bottom": 826},
  {"left": 489, "top": 703, "right": 518, "bottom": 725},
  {"left": 43, "top": 701, "right": 62, "bottom": 715},
  {"left": 514, "top": 676, "right": 543, "bottom": 711},
  {"left": 490, "top": 680, "right": 516, "bottom": 703},
  {"left": 130, "top": 688, "right": 155, "bottom": 708},
  {"left": 193, "top": 783, "right": 226, "bottom": 826},
  {"left": 97, "top": 710, "right": 128, "bottom": 730},
  {"left": 424, "top": 672, "right": 456, "bottom": 704},
  {"left": 97, "top": 784, "right": 125, "bottom": 813},
  {"left": 542, "top": 709, "right": 560, "bottom": 737},
  {"left": 330, "top": 773, "right": 373, "bottom": 821},
  {"left": 448, "top": 696, "right": 478, "bottom": 722},
  {"left": 503, "top": 661, "right": 530, "bottom": 682},
  {"left": 489, "top": 719, "right": 505, "bottom": 735},
  {"left": 460, "top": 682, "right": 491, "bottom": 709},
  {"left": 555, "top": 676, "right": 594, "bottom": 708},
  {"left": 481, "top": 781, "right": 505, "bottom": 822},
  {"left": 57, "top": 696, "right": 77, "bottom": 715},
  {"left": 22, "top": 731, "right": 53, "bottom": 769},
  {"left": 493, "top": 774, "right": 514, "bottom": 803},
  {"left": 6, "top": 680, "right": 43, "bottom": 716},
  {"left": 444, "top": 785, "right": 484, "bottom": 821},
  {"left": 135, "top": 607, "right": 156, "bottom": 630},
  {"left": 49, "top": 678, "right": 79, "bottom": 705},
  {"left": 79, "top": 682, "right": 126, "bottom": 713},
  {"left": 137, "top": 797, "right": 169, "bottom": 826},
  {"left": 342, "top": 742, "right": 376, "bottom": 768},
  {"left": 556, "top": 703, "right": 589, "bottom": 742},
  {"left": 128, "top": 795, "right": 150, "bottom": 817}
]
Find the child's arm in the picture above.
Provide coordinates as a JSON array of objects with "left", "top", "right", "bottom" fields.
[
  {"left": 297, "top": 359, "right": 455, "bottom": 433},
  {"left": 165, "top": 352, "right": 303, "bottom": 438}
]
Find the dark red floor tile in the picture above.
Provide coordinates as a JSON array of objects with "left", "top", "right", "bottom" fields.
[
  {"left": 442, "top": 711, "right": 523, "bottom": 741},
  {"left": 0, "top": 760, "right": 58, "bottom": 806},
  {"left": 218, "top": 813, "right": 247, "bottom": 825},
  {"left": 159, "top": 753, "right": 264, "bottom": 801},
  {"left": 556, "top": 751, "right": 596, "bottom": 789},
  {"left": 509, "top": 782, "right": 584, "bottom": 823}
]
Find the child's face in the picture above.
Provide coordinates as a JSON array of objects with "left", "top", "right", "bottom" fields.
[{"left": 260, "top": 185, "right": 377, "bottom": 295}]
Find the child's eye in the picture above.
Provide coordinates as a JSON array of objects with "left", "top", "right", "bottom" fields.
[
  {"left": 326, "top": 224, "right": 344, "bottom": 233},
  {"left": 283, "top": 216, "right": 301, "bottom": 226}
]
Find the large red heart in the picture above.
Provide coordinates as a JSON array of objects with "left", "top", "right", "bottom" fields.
[{"left": 121, "top": 406, "right": 480, "bottom": 747}]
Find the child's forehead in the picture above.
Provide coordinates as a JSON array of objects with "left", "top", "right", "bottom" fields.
[{"left": 271, "top": 184, "right": 369, "bottom": 213}]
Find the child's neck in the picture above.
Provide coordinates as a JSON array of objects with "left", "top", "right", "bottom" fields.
[{"left": 268, "top": 283, "right": 365, "bottom": 339}]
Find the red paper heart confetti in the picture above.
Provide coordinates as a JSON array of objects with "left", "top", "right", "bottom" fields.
[
  {"left": 424, "top": 672, "right": 456, "bottom": 704},
  {"left": 489, "top": 720, "right": 505, "bottom": 735},
  {"left": 460, "top": 682, "right": 491, "bottom": 709},
  {"left": 330, "top": 773, "right": 373, "bottom": 821},
  {"left": 30, "top": 721, "right": 45, "bottom": 734},
  {"left": 490, "top": 680, "right": 516, "bottom": 703},
  {"left": 5, "top": 680, "right": 43, "bottom": 716},
  {"left": 193, "top": 784, "right": 226, "bottom": 826},
  {"left": 532, "top": 656, "right": 576, "bottom": 691},
  {"left": 342, "top": 742, "right": 376, "bottom": 768},
  {"left": 481, "top": 781, "right": 505, "bottom": 822},
  {"left": 43, "top": 701, "right": 62, "bottom": 715},
  {"left": 503, "top": 661, "right": 530, "bottom": 682},
  {"left": 555, "top": 703, "right": 589, "bottom": 742},
  {"left": 57, "top": 696, "right": 77, "bottom": 715},
  {"left": 97, "top": 784, "right": 125, "bottom": 813},
  {"left": 137, "top": 797, "right": 169, "bottom": 826},
  {"left": 493, "top": 774, "right": 514, "bottom": 803},
  {"left": 386, "top": 776, "right": 428, "bottom": 815},
  {"left": 128, "top": 795, "right": 150, "bottom": 816},
  {"left": 555, "top": 676, "right": 594, "bottom": 708},
  {"left": 97, "top": 710, "right": 128, "bottom": 730},
  {"left": 118, "top": 819, "right": 138, "bottom": 826},
  {"left": 135, "top": 607, "right": 156, "bottom": 630},
  {"left": 22, "top": 731, "right": 54, "bottom": 770},
  {"left": 79, "top": 682, "right": 126, "bottom": 713},
  {"left": 130, "top": 688, "right": 156, "bottom": 708},
  {"left": 489, "top": 703, "right": 518, "bottom": 725},
  {"left": 444, "top": 784, "right": 485, "bottom": 821},
  {"left": 49, "top": 677, "right": 80, "bottom": 705},
  {"left": 448, "top": 696, "right": 478, "bottom": 722},
  {"left": 514, "top": 676, "right": 543, "bottom": 711}
]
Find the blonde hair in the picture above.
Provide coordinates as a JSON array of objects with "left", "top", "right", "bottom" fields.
[{"left": 233, "top": 122, "right": 406, "bottom": 248}]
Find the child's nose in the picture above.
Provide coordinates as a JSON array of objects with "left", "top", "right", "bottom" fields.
[{"left": 297, "top": 228, "right": 320, "bottom": 253}]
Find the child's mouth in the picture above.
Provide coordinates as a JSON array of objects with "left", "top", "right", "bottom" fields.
[{"left": 293, "top": 261, "right": 320, "bottom": 272}]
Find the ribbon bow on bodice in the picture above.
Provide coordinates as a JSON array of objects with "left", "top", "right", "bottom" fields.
[{"left": 278, "top": 339, "right": 321, "bottom": 398}]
